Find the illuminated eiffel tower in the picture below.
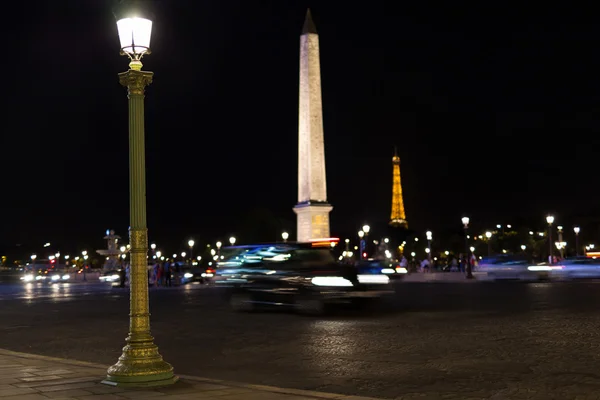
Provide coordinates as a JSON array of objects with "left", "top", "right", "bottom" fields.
[{"left": 389, "top": 147, "right": 408, "bottom": 228}]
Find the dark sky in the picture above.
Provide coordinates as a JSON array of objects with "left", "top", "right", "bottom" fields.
[{"left": 2, "top": 1, "right": 600, "bottom": 255}]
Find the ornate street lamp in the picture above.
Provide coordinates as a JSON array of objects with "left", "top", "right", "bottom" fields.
[
  {"left": 103, "top": 0, "right": 176, "bottom": 388},
  {"left": 281, "top": 232, "right": 289, "bottom": 242}
]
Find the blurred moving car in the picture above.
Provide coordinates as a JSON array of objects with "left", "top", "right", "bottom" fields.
[
  {"left": 216, "top": 241, "right": 394, "bottom": 314},
  {"left": 478, "top": 255, "right": 548, "bottom": 281},
  {"left": 179, "top": 266, "right": 216, "bottom": 284},
  {"left": 21, "top": 265, "right": 71, "bottom": 283},
  {"left": 99, "top": 269, "right": 122, "bottom": 285},
  {"left": 354, "top": 259, "right": 408, "bottom": 281},
  {"left": 546, "top": 257, "right": 600, "bottom": 280}
]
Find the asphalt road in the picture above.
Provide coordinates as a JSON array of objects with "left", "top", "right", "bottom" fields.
[{"left": 1, "top": 281, "right": 600, "bottom": 399}]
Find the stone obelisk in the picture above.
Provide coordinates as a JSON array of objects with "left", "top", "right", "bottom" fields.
[{"left": 293, "top": 9, "right": 333, "bottom": 241}]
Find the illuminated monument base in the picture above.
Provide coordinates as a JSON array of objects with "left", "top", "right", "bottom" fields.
[{"left": 293, "top": 202, "right": 333, "bottom": 242}]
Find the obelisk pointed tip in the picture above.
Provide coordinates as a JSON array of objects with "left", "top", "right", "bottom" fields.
[{"left": 302, "top": 8, "right": 318, "bottom": 34}]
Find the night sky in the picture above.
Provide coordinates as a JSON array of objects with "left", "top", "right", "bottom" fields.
[{"left": 1, "top": 1, "right": 599, "bottom": 255}]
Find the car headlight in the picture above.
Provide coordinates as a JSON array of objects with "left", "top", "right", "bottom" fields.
[
  {"left": 381, "top": 268, "right": 395, "bottom": 274},
  {"left": 111, "top": 274, "right": 120, "bottom": 280},
  {"left": 184, "top": 273, "right": 193, "bottom": 279},
  {"left": 22, "top": 274, "right": 34, "bottom": 282},
  {"left": 311, "top": 276, "right": 353, "bottom": 287},
  {"left": 395, "top": 267, "right": 408, "bottom": 274},
  {"left": 51, "top": 275, "right": 61, "bottom": 281},
  {"left": 62, "top": 275, "right": 70, "bottom": 280}
]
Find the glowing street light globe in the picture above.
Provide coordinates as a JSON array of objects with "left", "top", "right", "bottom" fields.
[
  {"left": 216, "top": 241, "right": 222, "bottom": 249},
  {"left": 150, "top": 243, "right": 156, "bottom": 250},
  {"left": 281, "top": 232, "right": 289, "bottom": 241},
  {"left": 574, "top": 226, "right": 581, "bottom": 234},
  {"left": 546, "top": 215, "right": 554, "bottom": 224},
  {"left": 358, "top": 230, "right": 365, "bottom": 238},
  {"left": 188, "top": 240, "right": 195, "bottom": 248},
  {"left": 461, "top": 217, "right": 470, "bottom": 227},
  {"left": 229, "top": 237, "right": 236, "bottom": 246},
  {"left": 362, "top": 225, "right": 370, "bottom": 234},
  {"left": 114, "top": 0, "right": 153, "bottom": 61},
  {"left": 426, "top": 231, "right": 432, "bottom": 241},
  {"left": 485, "top": 231, "right": 492, "bottom": 239}
]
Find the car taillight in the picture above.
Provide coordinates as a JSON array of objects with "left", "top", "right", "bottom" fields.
[{"left": 206, "top": 269, "right": 215, "bottom": 273}]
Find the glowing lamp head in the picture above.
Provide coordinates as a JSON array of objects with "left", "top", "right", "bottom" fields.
[
  {"left": 426, "top": 231, "right": 432, "bottom": 241},
  {"left": 574, "top": 226, "right": 581, "bottom": 234},
  {"left": 281, "top": 232, "right": 289, "bottom": 241},
  {"left": 229, "top": 237, "right": 236, "bottom": 245},
  {"left": 461, "top": 217, "right": 470, "bottom": 227},
  {"left": 188, "top": 240, "right": 195, "bottom": 248},
  {"left": 150, "top": 243, "right": 156, "bottom": 250},
  {"left": 358, "top": 230, "right": 365, "bottom": 238},
  {"left": 362, "top": 225, "right": 370, "bottom": 234},
  {"left": 216, "top": 241, "right": 222, "bottom": 249},
  {"left": 485, "top": 231, "right": 492, "bottom": 239},
  {"left": 31, "top": 254, "right": 37, "bottom": 261},
  {"left": 114, "top": 0, "right": 153, "bottom": 61},
  {"left": 546, "top": 215, "right": 554, "bottom": 224},
  {"left": 521, "top": 245, "right": 526, "bottom": 250}
]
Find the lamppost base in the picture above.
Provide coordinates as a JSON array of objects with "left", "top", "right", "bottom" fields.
[{"left": 102, "top": 340, "right": 177, "bottom": 388}]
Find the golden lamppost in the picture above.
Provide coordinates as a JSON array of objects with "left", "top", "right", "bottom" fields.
[{"left": 102, "top": 0, "right": 177, "bottom": 388}]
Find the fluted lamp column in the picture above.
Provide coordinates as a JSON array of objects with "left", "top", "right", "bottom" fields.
[{"left": 102, "top": 0, "right": 177, "bottom": 388}]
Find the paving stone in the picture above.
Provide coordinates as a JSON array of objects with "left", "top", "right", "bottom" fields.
[
  {"left": 0, "top": 385, "right": 37, "bottom": 397},
  {"left": 76, "top": 395, "right": 128, "bottom": 400},
  {"left": 20, "top": 375, "right": 65, "bottom": 382},
  {"left": 42, "top": 388, "right": 94, "bottom": 398},
  {"left": 34, "top": 381, "right": 99, "bottom": 392},
  {"left": 0, "top": 394, "right": 50, "bottom": 400}
]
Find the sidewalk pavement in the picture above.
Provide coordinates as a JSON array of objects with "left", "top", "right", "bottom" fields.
[{"left": 0, "top": 349, "right": 380, "bottom": 400}]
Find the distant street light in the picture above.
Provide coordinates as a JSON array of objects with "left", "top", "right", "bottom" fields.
[
  {"left": 574, "top": 226, "right": 581, "bottom": 256},
  {"left": 229, "top": 237, "right": 236, "bottom": 246},
  {"left": 425, "top": 231, "right": 432, "bottom": 267},
  {"left": 546, "top": 215, "right": 554, "bottom": 264},
  {"left": 358, "top": 230, "right": 365, "bottom": 259},
  {"left": 188, "top": 240, "right": 195, "bottom": 262},
  {"left": 557, "top": 226, "right": 565, "bottom": 259},
  {"left": 461, "top": 217, "right": 472, "bottom": 278},
  {"left": 281, "top": 232, "right": 289, "bottom": 242},
  {"left": 521, "top": 245, "right": 526, "bottom": 251},
  {"left": 216, "top": 241, "right": 222, "bottom": 258},
  {"left": 485, "top": 231, "right": 492, "bottom": 257}
]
